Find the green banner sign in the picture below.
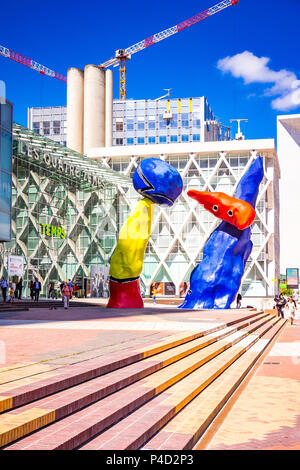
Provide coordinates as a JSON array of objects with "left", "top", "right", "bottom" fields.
[{"left": 40, "top": 223, "right": 66, "bottom": 239}]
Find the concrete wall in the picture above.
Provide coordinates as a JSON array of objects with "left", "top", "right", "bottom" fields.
[
  {"left": 105, "top": 69, "right": 113, "bottom": 147},
  {"left": 67, "top": 68, "right": 84, "bottom": 153},
  {"left": 66, "top": 65, "right": 113, "bottom": 154},
  {"left": 277, "top": 115, "right": 300, "bottom": 273},
  {"left": 84, "top": 65, "right": 105, "bottom": 154}
]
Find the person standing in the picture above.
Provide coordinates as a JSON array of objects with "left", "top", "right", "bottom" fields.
[
  {"left": 67, "top": 279, "right": 73, "bottom": 293},
  {"left": 16, "top": 278, "right": 23, "bottom": 300},
  {"left": 34, "top": 278, "right": 41, "bottom": 302},
  {"left": 285, "top": 296, "right": 296, "bottom": 325},
  {"left": 9, "top": 284, "right": 14, "bottom": 303},
  {"left": 274, "top": 293, "right": 287, "bottom": 319},
  {"left": 12, "top": 280, "right": 16, "bottom": 299},
  {"left": 73, "top": 283, "right": 79, "bottom": 298},
  {"left": 1, "top": 277, "right": 8, "bottom": 302},
  {"left": 152, "top": 287, "right": 157, "bottom": 304},
  {"left": 48, "top": 281, "right": 55, "bottom": 299},
  {"left": 30, "top": 280, "right": 35, "bottom": 300},
  {"left": 62, "top": 281, "right": 72, "bottom": 309},
  {"left": 236, "top": 293, "right": 242, "bottom": 309}
]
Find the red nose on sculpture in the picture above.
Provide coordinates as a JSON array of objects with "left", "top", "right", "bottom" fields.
[{"left": 187, "top": 190, "right": 256, "bottom": 230}]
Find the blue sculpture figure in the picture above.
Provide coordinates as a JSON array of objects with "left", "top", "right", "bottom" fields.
[{"left": 179, "top": 157, "right": 264, "bottom": 310}]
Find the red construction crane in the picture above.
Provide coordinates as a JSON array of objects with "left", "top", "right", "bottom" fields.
[
  {"left": 0, "top": 0, "right": 239, "bottom": 100},
  {"left": 100, "top": 0, "right": 240, "bottom": 100},
  {"left": 0, "top": 45, "right": 67, "bottom": 82}
]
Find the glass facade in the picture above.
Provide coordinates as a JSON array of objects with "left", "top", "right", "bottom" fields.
[
  {"left": 0, "top": 124, "right": 132, "bottom": 297},
  {"left": 0, "top": 99, "right": 13, "bottom": 241},
  {"left": 28, "top": 96, "right": 231, "bottom": 147},
  {"left": 113, "top": 97, "right": 231, "bottom": 146}
]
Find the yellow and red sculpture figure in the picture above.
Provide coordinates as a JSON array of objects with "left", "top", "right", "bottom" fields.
[{"left": 107, "top": 158, "right": 183, "bottom": 308}]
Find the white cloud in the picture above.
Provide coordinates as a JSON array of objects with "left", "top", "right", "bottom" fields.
[{"left": 217, "top": 51, "right": 300, "bottom": 111}]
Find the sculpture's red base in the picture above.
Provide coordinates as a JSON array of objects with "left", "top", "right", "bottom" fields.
[{"left": 107, "top": 278, "right": 144, "bottom": 309}]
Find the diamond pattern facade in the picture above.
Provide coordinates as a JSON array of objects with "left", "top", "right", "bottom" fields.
[{"left": 0, "top": 125, "right": 131, "bottom": 296}]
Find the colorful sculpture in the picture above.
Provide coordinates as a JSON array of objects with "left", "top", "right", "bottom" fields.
[
  {"left": 187, "top": 191, "right": 256, "bottom": 230},
  {"left": 107, "top": 158, "right": 183, "bottom": 308},
  {"left": 179, "top": 157, "right": 264, "bottom": 310}
]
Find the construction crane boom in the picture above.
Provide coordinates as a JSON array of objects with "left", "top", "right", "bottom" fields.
[
  {"left": 100, "top": 0, "right": 239, "bottom": 100},
  {"left": 0, "top": 0, "right": 239, "bottom": 99},
  {"left": 0, "top": 45, "right": 67, "bottom": 82}
]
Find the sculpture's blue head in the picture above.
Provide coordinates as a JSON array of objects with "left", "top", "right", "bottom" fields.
[{"left": 133, "top": 158, "right": 183, "bottom": 207}]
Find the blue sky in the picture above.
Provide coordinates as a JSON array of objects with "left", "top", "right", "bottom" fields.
[{"left": 1, "top": 0, "right": 300, "bottom": 141}]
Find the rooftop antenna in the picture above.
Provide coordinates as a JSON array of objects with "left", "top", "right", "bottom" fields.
[
  {"left": 153, "top": 88, "right": 172, "bottom": 102},
  {"left": 230, "top": 119, "right": 248, "bottom": 140}
]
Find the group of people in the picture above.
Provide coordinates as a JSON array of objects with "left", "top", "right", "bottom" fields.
[
  {"left": 29, "top": 278, "right": 42, "bottom": 302},
  {"left": 274, "top": 294, "right": 298, "bottom": 325},
  {"left": 49, "top": 279, "right": 75, "bottom": 309},
  {"left": 1, "top": 277, "right": 24, "bottom": 302},
  {"left": 1, "top": 276, "right": 77, "bottom": 309}
]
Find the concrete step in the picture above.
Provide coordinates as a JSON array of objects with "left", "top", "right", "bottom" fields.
[
  {"left": 79, "top": 317, "right": 285, "bottom": 450},
  {"left": 0, "top": 310, "right": 265, "bottom": 414},
  {"left": 142, "top": 318, "right": 286, "bottom": 450},
  {"left": 0, "top": 313, "right": 275, "bottom": 449}
]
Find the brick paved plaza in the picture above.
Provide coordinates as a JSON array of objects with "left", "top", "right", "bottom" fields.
[{"left": 0, "top": 301, "right": 299, "bottom": 450}]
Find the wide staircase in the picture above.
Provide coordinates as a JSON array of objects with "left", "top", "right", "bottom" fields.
[{"left": 0, "top": 310, "right": 285, "bottom": 450}]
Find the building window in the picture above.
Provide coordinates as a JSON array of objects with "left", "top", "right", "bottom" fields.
[
  {"left": 181, "top": 135, "right": 189, "bottom": 142},
  {"left": 127, "top": 119, "right": 134, "bottom": 131},
  {"left": 116, "top": 138, "right": 123, "bottom": 145},
  {"left": 148, "top": 120, "right": 156, "bottom": 130},
  {"left": 159, "top": 136, "right": 167, "bottom": 144},
  {"left": 33, "top": 122, "right": 40, "bottom": 134},
  {"left": 192, "top": 116, "right": 201, "bottom": 128},
  {"left": 148, "top": 136, "right": 156, "bottom": 144},
  {"left": 127, "top": 138, "right": 134, "bottom": 145},
  {"left": 53, "top": 121, "right": 60, "bottom": 135},
  {"left": 137, "top": 137, "right": 145, "bottom": 144},
  {"left": 159, "top": 115, "right": 167, "bottom": 129},
  {"left": 116, "top": 122, "right": 123, "bottom": 131},
  {"left": 181, "top": 113, "right": 189, "bottom": 128},
  {"left": 193, "top": 134, "right": 200, "bottom": 141},
  {"left": 137, "top": 120, "right": 145, "bottom": 130},
  {"left": 43, "top": 121, "right": 50, "bottom": 135},
  {"left": 170, "top": 135, "right": 178, "bottom": 143}
]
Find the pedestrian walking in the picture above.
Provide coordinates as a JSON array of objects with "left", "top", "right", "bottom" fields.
[
  {"left": 1, "top": 277, "right": 8, "bottom": 302},
  {"left": 274, "top": 293, "right": 287, "bottom": 319},
  {"left": 62, "top": 281, "right": 72, "bottom": 309},
  {"left": 34, "top": 278, "right": 41, "bottom": 302},
  {"left": 236, "top": 292, "right": 242, "bottom": 309},
  {"left": 285, "top": 296, "right": 297, "bottom": 325},
  {"left": 16, "top": 278, "right": 23, "bottom": 300}
]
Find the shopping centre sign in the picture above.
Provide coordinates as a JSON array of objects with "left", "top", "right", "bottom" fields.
[
  {"left": 40, "top": 223, "right": 66, "bottom": 239},
  {"left": 15, "top": 140, "right": 105, "bottom": 188}
]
